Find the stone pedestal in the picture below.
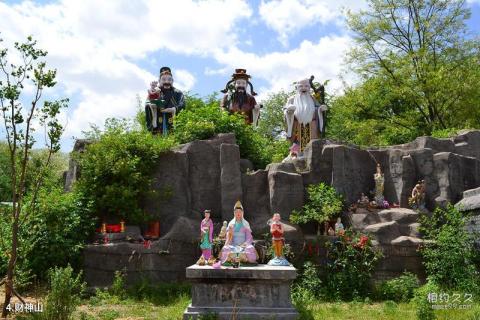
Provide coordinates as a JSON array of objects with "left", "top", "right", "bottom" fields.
[{"left": 183, "top": 264, "right": 298, "bottom": 320}]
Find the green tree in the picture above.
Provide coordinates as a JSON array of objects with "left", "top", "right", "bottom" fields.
[
  {"left": 290, "top": 183, "right": 343, "bottom": 235},
  {"left": 0, "top": 141, "right": 12, "bottom": 201},
  {"left": 76, "top": 118, "right": 175, "bottom": 223},
  {"left": 256, "top": 90, "right": 290, "bottom": 140},
  {"left": 334, "top": 0, "right": 480, "bottom": 145},
  {"left": 419, "top": 205, "right": 480, "bottom": 294},
  {"left": 0, "top": 36, "right": 67, "bottom": 317}
]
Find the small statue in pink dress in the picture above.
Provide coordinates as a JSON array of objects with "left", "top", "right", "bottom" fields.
[
  {"left": 220, "top": 201, "right": 258, "bottom": 265},
  {"left": 197, "top": 209, "right": 214, "bottom": 264}
]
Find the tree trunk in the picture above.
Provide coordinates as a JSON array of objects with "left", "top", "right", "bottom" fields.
[{"left": 2, "top": 214, "right": 18, "bottom": 317}]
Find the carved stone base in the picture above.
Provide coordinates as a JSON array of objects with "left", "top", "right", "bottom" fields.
[{"left": 183, "top": 264, "right": 298, "bottom": 320}]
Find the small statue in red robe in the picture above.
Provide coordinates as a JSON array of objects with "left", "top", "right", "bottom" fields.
[{"left": 267, "top": 213, "right": 290, "bottom": 266}]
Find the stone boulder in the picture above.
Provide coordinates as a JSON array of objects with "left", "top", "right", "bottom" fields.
[{"left": 364, "top": 221, "right": 402, "bottom": 244}]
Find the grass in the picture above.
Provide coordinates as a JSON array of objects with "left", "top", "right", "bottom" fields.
[
  {"left": 3, "top": 283, "right": 480, "bottom": 319},
  {"left": 297, "top": 300, "right": 480, "bottom": 320}
]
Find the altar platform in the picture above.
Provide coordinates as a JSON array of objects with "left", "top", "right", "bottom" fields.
[{"left": 183, "top": 264, "right": 299, "bottom": 319}]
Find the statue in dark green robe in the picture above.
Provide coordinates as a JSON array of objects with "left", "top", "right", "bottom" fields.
[{"left": 145, "top": 66, "right": 185, "bottom": 135}]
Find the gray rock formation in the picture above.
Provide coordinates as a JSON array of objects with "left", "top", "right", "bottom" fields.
[
  {"left": 63, "top": 139, "right": 91, "bottom": 191},
  {"left": 349, "top": 208, "right": 425, "bottom": 281},
  {"left": 72, "top": 130, "right": 480, "bottom": 286}
]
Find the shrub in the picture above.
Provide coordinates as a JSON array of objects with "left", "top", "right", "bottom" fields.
[
  {"left": 377, "top": 272, "right": 420, "bottom": 302},
  {"left": 110, "top": 270, "right": 127, "bottom": 298},
  {"left": 293, "top": 261, "right": 323, "bottom": 299},
  {"left": 413, "top": 280, "right": 439, "bottom": 320},
  {"left": 323, "top": 230, "right": 382, "bottom": 301},
  {"left": 42, "top": 265, "right": 85, "bottom": 320},
  {"left": 419, "top": 205, "right": 480, "bottom": 294},
  {"left": 77, "top": 118, "right": 175, "bottom": 223},
  {"left": 173, "top": 95, "right": 284, "bottom": 168},
  {"left": 290, "top": 183, "right": 343, "bottom": 235},
  {"left": 20, "top": 186, "right": 95, "bottom": 280}
]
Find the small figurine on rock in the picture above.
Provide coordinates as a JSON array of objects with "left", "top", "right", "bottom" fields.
[
  {"left": 409, "top": 180, "right": 426, "bottom": 210},
  {"left": 218, "top": 221, "right": 228, "bottom": 240},
  {"left": 197, "top": 209, "right": 214, "bottom": 265},
  {"left": 357, "top": 193, "right": 370, "bottom": 208},
  {"left": 334, "top": 217, "right": 344, "bottom": 236},
  {"left": 267, "top": 213, "right": 290, "bottom": 266}
]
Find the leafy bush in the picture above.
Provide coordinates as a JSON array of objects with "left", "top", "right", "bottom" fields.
[
  {"left": 110, "top": 270, "right": 127, "bottom": 298},
  {"left": 377, "top": 272, "right": 420, "bottom": 302},
  {"left": 323, "top": 230, "right": 382, "bottom": 301},
  {"left": 419, "top": 205, "right": 480, "bottom": 294},
  {"left": 77, "top": 119, "right": 175, "bottom": 223},
  {"left": 293, "top": 261, "right": 323, "bottom": 299},
  {"left": 413, "top": 280, "right": 439, "bottom": 320},
  {"left": 19, "top": 186, "right": 95, "bottom": 280},
  {"left": 42, "top": 265, "right": 85, "bottom": 320},
  {"left": 290, "top": 183, "right": 343, "bottom": 235},
  {"left": 173, "top": 95, "right": 285, "bottom": 168}
]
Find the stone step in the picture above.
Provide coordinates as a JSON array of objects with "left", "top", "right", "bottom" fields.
[
  {"left": 377, "top": 208, "right": 419, "bottom": 224},
  {"left": 390, "top": 236, "right": 423, "bottom": 246}
]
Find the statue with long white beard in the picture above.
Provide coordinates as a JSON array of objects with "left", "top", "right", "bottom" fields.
[{"left": 284, "top": 78, "right": 327, "bottom": 153}]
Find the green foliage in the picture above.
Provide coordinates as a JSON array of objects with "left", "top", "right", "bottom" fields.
[
  {"left": 413, "top": 280, "right": 439, "bottom": 320},
  {"left": 293, "top": 261, "right": 323, "bottom": 299},
  {"left": 110, "top": 270, "right": 127, "bottom": 299},
  {"left": 173, "top": 94, "right": 284, "bottom": 168},
  {"left": 77, "top": 118, "right": 176, "bottom": 223},
  {"left": 327, "top": 78, "right": 422, "bottom": 146},
  {"left": 42, "top": 265, "right": 85, "bottom": 320},
  {"left": 327, "top": 1, "right": 480, "bottom": 146},
  {"left": 419, "top": 205, "right": 480, "bottom": 294},
  {"left": 0, "top": 142, "right": 12, "bottom": 201},
  {"left": 377, "top": 272, "right": 420, "bottom": 302},
  {"left": 256, "top": 90, "right": 290, "bottom": 139},
  {"left": 17, "top": 186, "right": 95, "bottom": 280},
  {"left": 324, "top": 230, "right": 382, "bottom": 301},
  {"left": 126, "top": 278, "right": 190, "bottom": 306},
  {"left": 290, "top": 183, "right": 343, "bottom": 233}
]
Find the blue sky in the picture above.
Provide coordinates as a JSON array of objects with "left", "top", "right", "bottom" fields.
[{"left": 1, "top": 0, "right": 479, "bottom": 151}]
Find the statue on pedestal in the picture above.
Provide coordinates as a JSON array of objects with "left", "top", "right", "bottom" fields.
[
  {"left": 145, "top": 66, "right": 185, "bottom": 135},
  {"left": 220, "top": 201, "right": 258, "bottom": 265},
  {"left": 220, "top": 69, "right": 260, "bottom": 126},
  {"left": 267, "top": 213, "right": 290, "bottom": 266},
  {"left": 197, "top": 209, "right": 213, "bottom": 264},
  {"left": 284, "top": 76, "right": 327, "bottom": 153},
  {"left": 374, "top": 163, "right": 385, "bottom": 206}
]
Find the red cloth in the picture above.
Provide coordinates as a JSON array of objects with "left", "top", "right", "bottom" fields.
[{"left": 272, "top": 229, "right": 283, "bottom": 238}]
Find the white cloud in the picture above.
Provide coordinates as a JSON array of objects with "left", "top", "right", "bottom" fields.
[
  {"left": 213, "top": 35, "right": 352, "bottom": 99},
  {"left": 174, "top": 70, "right": 196, "bottom": 92},
  {"left": 0, "top": 0, "right": 251, "bottom": 142},
  {"left": 259, "top": 0, "right": 366, "bottom": 45}
]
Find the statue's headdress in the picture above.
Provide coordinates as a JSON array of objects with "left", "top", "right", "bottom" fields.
[
  {"left": 234, "top": 200, "right": 243, "bottom": 211},
  {"left": 159, "top": 66, "right": 172, "bottom": 77},
  {"left": 221, "top": 68, "right": 257, "bottom": 96}
]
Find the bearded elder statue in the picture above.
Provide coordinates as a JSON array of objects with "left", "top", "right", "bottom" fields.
[
  {"left": 220, "top": 69, "right": 260, "bottom": 126},
  {"left": 284, "top": 77, "right": 328, "bottom": 152},
  {"left": 145, "top": 66, "right": 185, "bottom": 135}
]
